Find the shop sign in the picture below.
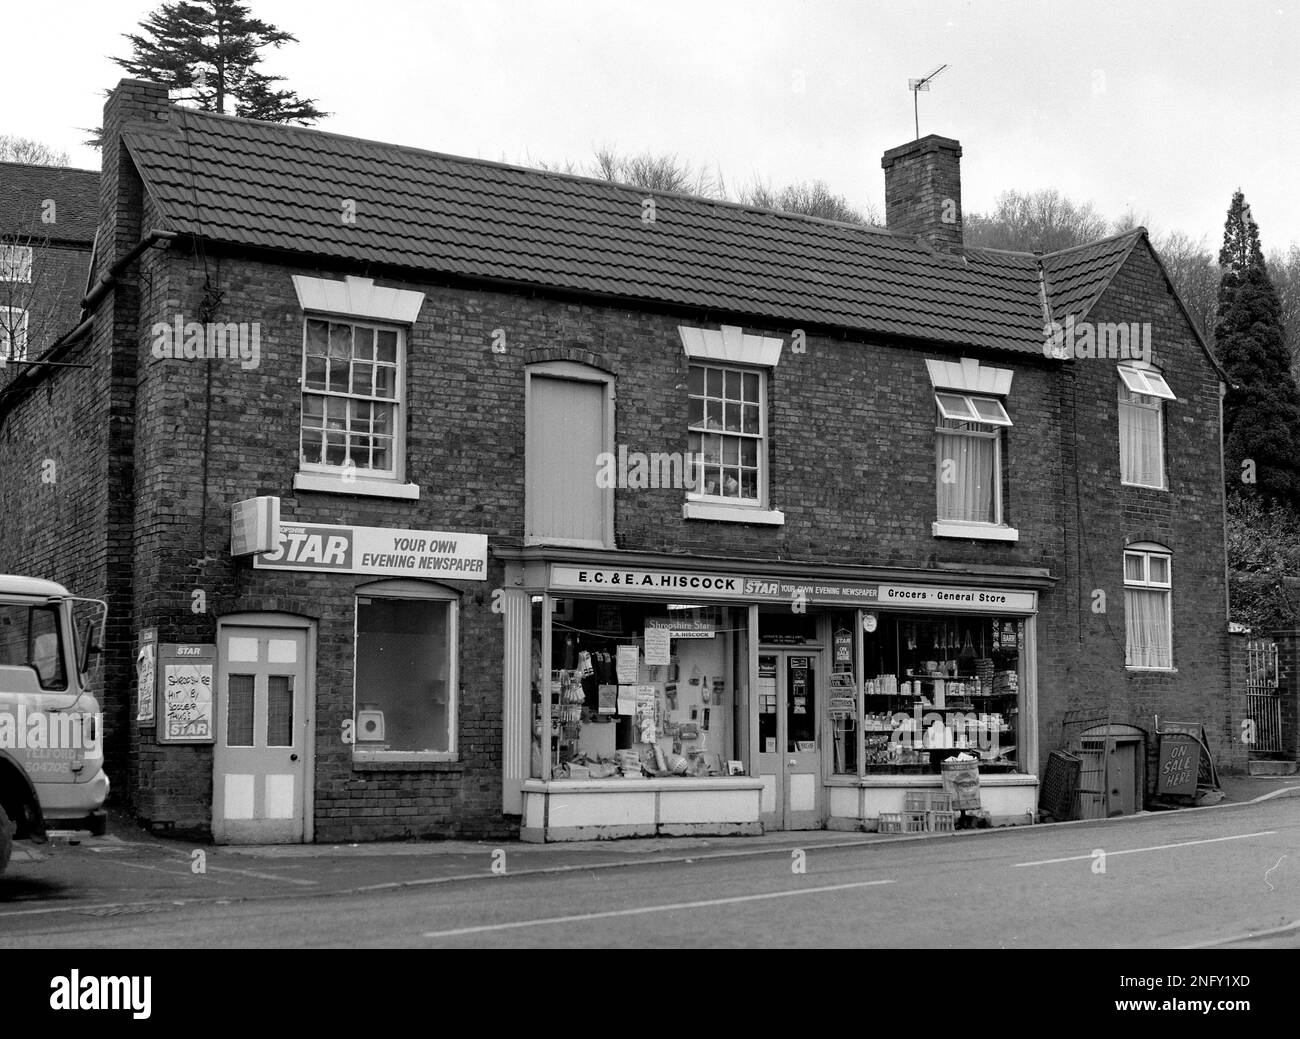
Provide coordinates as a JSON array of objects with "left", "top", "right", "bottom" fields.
[
  {"left": 254, "top": 522, "right": 488, "bottom": 581},
  {"left": 550, "top": 566, "right": 881, "bottom": 606},
  {"left": 645, "top": 616, "right": 716, "bottom": 639},
  {"left": 878, "top": 584, "right": 1036, "bottom": 612},
  {"left": 230, "top": 496, "right": 281, "bottom": 557}
]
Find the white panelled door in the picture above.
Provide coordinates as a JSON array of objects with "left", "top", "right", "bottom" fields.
[{"left": 213, "top": 626, "right": 309, "bottom": 843}]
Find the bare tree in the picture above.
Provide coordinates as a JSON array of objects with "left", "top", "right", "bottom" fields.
[
  {"left": 965, "top": 189, "right": 1110, "bottom": 253},
  {"left": 0, "top": 136, "right": 70, "bottom": 167},
  {"left": 0, "top": 217, "right": 77, "bottom": 371},
  {"left": 739, "top": 179, "right": 878, "bottom": 225},
  {"left": 1154, "top": 230, "right": 1219, "bottom": 345},
  {"left": 1268, "top": 243, "right": 1300, "bottom": 373}
]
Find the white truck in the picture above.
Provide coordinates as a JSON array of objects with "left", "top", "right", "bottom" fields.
[{"left": 0, "top": 576, "right": 109, "bottom": 874}]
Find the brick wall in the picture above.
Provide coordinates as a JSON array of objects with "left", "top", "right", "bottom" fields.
[{"left": 0, "top": 81, "right": 1233, "bottom": 838}]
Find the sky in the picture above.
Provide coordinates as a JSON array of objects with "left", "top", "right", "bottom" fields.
[{"left": 5, "top": 0, "right": 1299, "bottom": 251}]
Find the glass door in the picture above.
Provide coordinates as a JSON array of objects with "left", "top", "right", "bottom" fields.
[{"left": 755, "top": 650, "right": 823, "bottom": 830}]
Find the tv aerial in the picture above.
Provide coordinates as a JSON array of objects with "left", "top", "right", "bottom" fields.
[{"left": 908, "top": 64, "right": 949, "bottom": 139}]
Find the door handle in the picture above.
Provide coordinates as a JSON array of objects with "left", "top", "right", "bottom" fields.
[
  {"left": 788, "top": 758, "right": 797, "bottom": 766},
  {"left": 290, "top": 753, "right": 299, "bottom": 762}
]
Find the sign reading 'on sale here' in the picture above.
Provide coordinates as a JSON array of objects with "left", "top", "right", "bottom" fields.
[{"left": 253, "top": 522, "right": 488, "bottom": 581}]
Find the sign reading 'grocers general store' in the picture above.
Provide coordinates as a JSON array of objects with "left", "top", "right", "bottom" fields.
[{"left": 254, "top": 522, "right": 488, "bottom": 581}]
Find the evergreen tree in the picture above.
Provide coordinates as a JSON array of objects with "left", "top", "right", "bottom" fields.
[
  {"left": 87, "top": 1, "right": 326, "bottom": 144},
  {"left": 1215, "top": 190, "right": 1300, "bottom": 506}
]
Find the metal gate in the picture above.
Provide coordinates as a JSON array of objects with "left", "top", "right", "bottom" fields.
[
  {"left": 1061, "top": 710, "right": 1112, "bottom": 820},
  {"left": 1246, "top": 638, "right": 1282, "bottom": 753}
]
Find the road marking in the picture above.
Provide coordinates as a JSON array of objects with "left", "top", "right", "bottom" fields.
[
  {"left": 1013, "top": 831, "right": 1276, "bottom": 867},
  {"left": 100, "top": 857, "right": 318, "bottom": 886},
  {"left": 422, "top": 879, "right": 895, "bottom": 939},
  {"left": 1182, "top": 917, "right": 1300, "bottom": 949}
]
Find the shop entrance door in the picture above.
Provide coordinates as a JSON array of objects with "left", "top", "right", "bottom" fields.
[
  {"left": 755, "top": 651, "right": 822, "bottom": 830},
  {"left": 213, "top": 625, "right": 309, "bottom": 843}
]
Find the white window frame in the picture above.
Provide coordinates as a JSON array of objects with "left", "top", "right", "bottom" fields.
[
  {"left": 0, "top": 307, "right": 28, "bottom": 362},
  {"left": 352, "top": 579, "right": 460, "bottom": 764},
  {"left": 679, "top": 324, "right": 784, "bottom": 525},
  {"left": 1123, "top": 545, "right": 1173, "bottom": 671},
  {"left": 298, "top": 315, "right": 407, "bottom": 484},
  {"left": 291, "top": 275, "right": 423, "bottom": 500},
  {"left": 686, "top": 361, "right": 775, "bottom": 512},
  {"left": 1117, "top": 365, "right": 1175, "bottom": 400},
  {"left": 932, "top": 395, "right": 1018, "bottom": 542},
  {"left": 0, "top": 246, "right": 33, "bottom": 283},
  {"left": 1118, "top": 382, "right": 1167, "bottom": 490}
]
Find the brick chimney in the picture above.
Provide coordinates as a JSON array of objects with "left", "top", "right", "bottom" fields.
[{"left": 881, "top": 134, "right": 963, "bottom": 251}]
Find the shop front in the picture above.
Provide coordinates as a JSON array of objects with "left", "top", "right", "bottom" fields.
[{"left": 498, "top": 550, "right": 1047, "bottom": 841}]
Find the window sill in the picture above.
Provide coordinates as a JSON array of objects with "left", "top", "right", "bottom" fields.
[
  {"left": 683, "top": 501, "right": 785, "bottom": 525},
  {"left": 294, "top": 471, "right": 420, "bottom": 500},
  {"left": 352, "top": 754, "right": 461, "bottom": 771},
  {"left": 931, "top": 521, "right": 1019, "bottom": 542},
  {"left": 1121, "top": 480, "right": 1168, "bottom": 491},
  {"left": 1125, "top": 666, "right": 1177, "bottom": 673}
]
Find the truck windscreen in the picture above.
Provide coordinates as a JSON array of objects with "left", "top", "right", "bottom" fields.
[{"left": 0, "top": 603, "right": 68, "bottom": 691}]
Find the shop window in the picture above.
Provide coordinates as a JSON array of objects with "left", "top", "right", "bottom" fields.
[
  {"left": 0, "top": 602, "right": 67, "bottom": 691},
  {"left": 0, "top": 245, "right": 32, "bottom": 283},
  {"left": 829, "top": 615, "right": 857, "bottom": 775},
  {"left": 525, "top": 363, "right": 614, "bottom": 548},
  {"left": 353, "top": 584, "right": 459, "bottom": 760},
  {"left": 0, "top": 307, "right": 28, "bottom": 362},
  {"left": 1118, "top": 367, "right": 1173, "bottom": 489},
  {"left": 300, "top": 317, "right": 402, "bottom": 478},
  {"left": 934, "top": 393, "right": 1011, "bottom": 532},
  {"left": 1124, "top": 546, "right": 1172, "bottom": 669},
  {"left": 536, "top": 599, "right": 746, "bottom": 779},
  {"left": 859, "top": 614, "right": 1021, "bottom": 774}
]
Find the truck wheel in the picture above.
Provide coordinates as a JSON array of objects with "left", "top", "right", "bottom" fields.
[
  {"left": 86, "top": 812, "right": 108, "bottom": 837},
  {"left": 0, "top": 804, "right": 13, "bottom": 875}
]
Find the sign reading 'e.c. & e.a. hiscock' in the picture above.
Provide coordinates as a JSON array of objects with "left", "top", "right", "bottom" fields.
[{"left": 253, "top": 523, "right": 488, "bottom": 581}]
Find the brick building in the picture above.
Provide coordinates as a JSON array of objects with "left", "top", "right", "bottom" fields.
[
  {"left": 0, "top": 79, "right": 1234, "bottom": 842},
  {"left": 0, "top": 161, "right": 98, "bottom": 365}
]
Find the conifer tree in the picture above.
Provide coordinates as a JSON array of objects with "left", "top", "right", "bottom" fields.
[
  {"left": 87, "top": 1, "right": 326, "bottom": 144},
  {"left": 1215, "top": 190, "right": 1300, "bottom": 507}
]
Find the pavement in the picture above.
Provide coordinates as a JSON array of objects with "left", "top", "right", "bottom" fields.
[{"left": 3, "top": 772, "right": 1296, "bottom": 912}]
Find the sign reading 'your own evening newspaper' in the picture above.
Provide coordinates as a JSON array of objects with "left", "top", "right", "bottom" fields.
[{"left": 253, "top": 522, "right": 488, "bottom": 581}]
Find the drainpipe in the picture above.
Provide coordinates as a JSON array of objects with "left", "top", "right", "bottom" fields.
[{"left": 81, "top": 230, "right": 176, "bottom": 312}]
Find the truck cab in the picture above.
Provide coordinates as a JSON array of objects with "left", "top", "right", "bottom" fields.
[{"left": 0, "top": 576, "right": 109, "bottom": 874}]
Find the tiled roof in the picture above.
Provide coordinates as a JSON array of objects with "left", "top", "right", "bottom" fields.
[
  {"left": 122, "top": 108, "right": 1140, "bottom": 356},
  {"left": 0, "top": 162, "right": 99, "bottom": 243},
  {"left": 1041, "top": 232, "right": 1142, "bottom": 323}
]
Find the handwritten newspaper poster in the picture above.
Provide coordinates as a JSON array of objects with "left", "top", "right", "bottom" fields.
[
  {"left": 135, "top": 627, "right": 157, "bottom": 725},
  {"left": 158, "top": 644, "right": 216, "bottom": 744}
]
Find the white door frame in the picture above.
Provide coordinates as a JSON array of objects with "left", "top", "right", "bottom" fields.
[{"left": 214, "top": 612, "right": 317, "bottom": 843}]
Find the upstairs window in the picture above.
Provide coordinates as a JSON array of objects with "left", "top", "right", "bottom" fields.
[
  {"left": 1118, "top": 366, "right": 1174, "bottom": 489},
  {"left": 688, "top": 364, "right": 764, "bottom": 502},
  {"left": 300, "top": 318, "right": 401, "bottom": 478},
  {"left": 0, "top": 307, "right": 28, "bottom": 362},
  {"left": 0, "top": 246, "right": 32, "bottom": 283},
  {"left": 935, "top": 393, "right": 1011, "bottom": 526},
  {"left": 1124, "top": 546, "right": 1173, "bottom": 669}
]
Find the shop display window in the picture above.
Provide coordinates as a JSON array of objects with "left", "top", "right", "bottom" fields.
[
  {"left": 859, "top": 613, "right": 1022, "bottom": 774},
  {"left": 533, "top": 598, "right": 746, "bottom": 780},
  {"left": 353, "top": 591, "right": 456, "bottom": 758}
]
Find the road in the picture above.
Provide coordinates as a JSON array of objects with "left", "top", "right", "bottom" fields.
[{"left": 1, "top": 797, "right": 1296, "bottom": 948}]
